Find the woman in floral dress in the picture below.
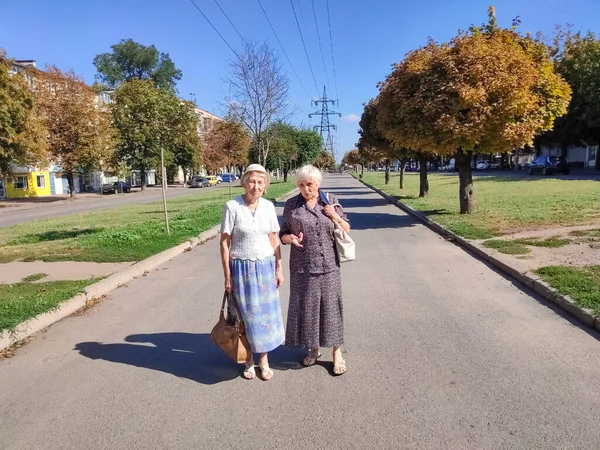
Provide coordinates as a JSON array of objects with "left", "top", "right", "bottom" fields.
[{"left": 220, "top": 164, "right": 285, "bottom": 380}]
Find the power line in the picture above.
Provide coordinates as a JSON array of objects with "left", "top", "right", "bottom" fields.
[
  {"left": 256, "top": 0, "right": 312, "bottom": 99},
  {"left": 289, "top": 0, "right": 320, "bottom": 95},
  {"left": 311, "top": 0, "right": 331, "bottom": 94},
  {"left": 325, "top": 0, "right": 339, "bottom": 102},
  {"left": 212, "top": 0, "right": 244, "bottom": 43},
  {"left": 189, "top": 0, "right": 238, "bottom": 56}
]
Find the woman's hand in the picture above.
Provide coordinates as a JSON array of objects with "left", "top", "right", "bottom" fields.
[
  {"left": 285, "top": 232, "right": 304, "bottom": 248},
  {"left": 224, "top": 276, "right": 232, "bottom": 293},
  {"left": 323, "top": 205, "right": 341, "bottom": 223},
  {"left": 276, "top": 268, "right": 284, "bottom": 288}
]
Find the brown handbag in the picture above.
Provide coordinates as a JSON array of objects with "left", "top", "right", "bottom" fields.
[{"left": 210, "top": 292, "right": 251, "bottom": 364}]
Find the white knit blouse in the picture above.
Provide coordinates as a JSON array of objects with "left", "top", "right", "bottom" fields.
[{"left": 220, "top": 196, "right": 280, "bottom": 260}]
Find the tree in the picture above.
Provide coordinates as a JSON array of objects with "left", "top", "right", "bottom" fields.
[
  {"left": 204, "top": 119, "right": 251, "bottom": 195},
  {"left": 378, "top": 7, "right": 571, "bottom": 213},
  {"left": 172, "top": 107, "right": 203, "bottom": 184},
  {"left": 111, "top": 79, "right": 193, "bottom": 190},
  {"left": 34, "top": 66, "right": 114, "bottom": 198},
  {"left": 295, "top": 128, "right": 323, "bottom": 167},
  {"left": 538, "top": 30, "right": 600, "bottom": 170},
  {"left": 226, "top": 41, "right": 290, "bottom": 166},
  {"left": 341, "top": 149, "right": 361, "bottom": 171},
  {"left": 0, "top": 53, "right": 47, "bottom": 173},
  {"left": 94, "top": 39, "right": 182, "bottom": 92},
  {"left": 264, "top": 121, "right": 299, "bottom": 182},
  {"left": 314, "top": 150, "right": 336, "bottom": 171}
]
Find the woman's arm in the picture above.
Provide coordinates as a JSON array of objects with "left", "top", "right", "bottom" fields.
[
  {"left": 279, "top": 201, "right": 304, "bottom": 247},
  {"left": 220, "top": 233, "right": 232, "bottom": 293},
  {"left": 269, "top": 232, "right": 284, "bottom": 288}
]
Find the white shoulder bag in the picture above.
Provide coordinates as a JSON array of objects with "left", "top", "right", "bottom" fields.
[{"left": 327, "top": 193, "right": 355, "bottom": 263}]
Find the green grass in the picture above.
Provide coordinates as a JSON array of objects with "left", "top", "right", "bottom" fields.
[
  {"left": 21, "top": 273, "right": 48, "bottom": 282},
  {"left": 359, "top": 172, "right": 600, "bottom": 239},
  {"left": 0, "top": 279, "right": 99, "bottom": 331},
  {"left": 483, "top": 240, "right": 530, "bottom": 255},
  {"left": 514, "top": 237, "right": 570, "bottom": 248},
  {"left": 0, "top": 181, "right": 295, "bottom": 264},
  {"left": 536, "top": 266, "right": 600, "bottom": 315}
]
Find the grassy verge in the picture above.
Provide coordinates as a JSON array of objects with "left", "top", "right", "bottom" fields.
[
  {"left": 483, "top": 236, "right": 571, "bottom": 255},
  {"left": 536, "top": 266, "right": 600, "bottom": 315},
  {"left": 0, "top": 279, "right": 99, "bottom": 331},
  {"left": 359, "top": 172, "right": 600, "bottom": 239},
  {"left": 0, "top": 181, "right": 295, "bottom": 264}
]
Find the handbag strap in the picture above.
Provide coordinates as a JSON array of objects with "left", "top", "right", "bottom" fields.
[{"left": 221, "top": 291, "right": 243, "bottom": 319}]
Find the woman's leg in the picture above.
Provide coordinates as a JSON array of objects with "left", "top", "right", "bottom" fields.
[{"left": 259, "top": 352, "right": 273, "bottom": 381}]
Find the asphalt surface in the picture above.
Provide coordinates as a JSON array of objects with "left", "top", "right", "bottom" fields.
[
  {"left": 0, "top": 183, "right": 240, "bottom": 228},
  {"left": 1, "top": 174, "right": 600, "bottom": 449}
]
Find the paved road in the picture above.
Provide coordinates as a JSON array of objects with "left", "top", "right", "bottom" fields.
[
  {"left": 1, "top": 174, "right": 600, "bottom": 449},
  {"left": 0, "top": 183, "right": 240, "bottom": 228}
]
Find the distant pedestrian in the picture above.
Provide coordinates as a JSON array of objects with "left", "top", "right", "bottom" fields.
[
  {"left": 280, "top": 164, "right": 351, "bottom": 375},
  {"left": 219, "top": 164, "right": 285, "bottom": 380}
]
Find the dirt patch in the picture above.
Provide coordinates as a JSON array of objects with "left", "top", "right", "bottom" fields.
[
  {"left": 0, "top": 261, "right": 135, "bottom": 284},
  {"left": 475, "top": 225, "right": 600, "bottom": 273}
]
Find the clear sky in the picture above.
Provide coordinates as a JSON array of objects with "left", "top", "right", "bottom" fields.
[{"left": 2, "top": 0, "right": 599, "bottom": 161}]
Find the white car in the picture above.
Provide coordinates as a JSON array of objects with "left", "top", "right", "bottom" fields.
[
  {"left": 476, "top": 161, "right": 490, "bottom": 171},
  {"left": 215, "top": 175, "right": 223, "bottom": 184}
]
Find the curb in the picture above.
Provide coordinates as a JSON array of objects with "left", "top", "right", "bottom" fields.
[
  {"left": 0, "top": 187, "right": 300, "bottom": 352},
  {"left": 354, "top": 175, "right": 600, "bottom": 333}
]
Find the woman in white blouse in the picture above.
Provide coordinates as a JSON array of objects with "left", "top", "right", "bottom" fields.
[{"left": 219, "top": 164, "right": 285, "bottom": 380}]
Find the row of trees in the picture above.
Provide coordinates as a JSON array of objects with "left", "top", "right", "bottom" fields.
[
  {"left": 2, "top": 38, "right": 329, "bottom": 198},
  {"left": 345, "top": 7, "right": 599, "bottom": 214}
]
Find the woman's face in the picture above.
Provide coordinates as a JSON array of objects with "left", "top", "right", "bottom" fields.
[
  {"left": 244, "top": 173, "right": 266, "bottom": 199},
  {"left": 298, "top": 179, "right": 320, "bottom": 201}
]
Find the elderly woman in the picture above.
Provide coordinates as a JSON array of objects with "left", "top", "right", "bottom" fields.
[
  {"left": 280, "top": 164, "right": 351, "bottom": 375},
  {"left": 220, "top": 164, "right": 285, "bottom": 381}
]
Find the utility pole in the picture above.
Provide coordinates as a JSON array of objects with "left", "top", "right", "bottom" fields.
[
  {"left": 309, "top": 86, "right": 341, "bottom": 160},
  {"left": 160, "top": 147, "right": 170, "bottom": 235}
]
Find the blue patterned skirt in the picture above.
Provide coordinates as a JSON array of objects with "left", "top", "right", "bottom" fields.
[{"left": 230, "top": 255, "right": 285, "bottom": 353}]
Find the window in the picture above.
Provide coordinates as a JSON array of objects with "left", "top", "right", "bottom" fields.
[
  {"left": 14, "top": 176, "right": 28, "bottom": 190},
  {"left": 36, "top": 175, "right": 45, "bottom": 189}
]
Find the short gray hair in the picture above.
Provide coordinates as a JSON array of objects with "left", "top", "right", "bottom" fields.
[
  {"left": 296, "top": 165, "right": 322, "bottom": 186},
  {"left": 241, "top": 170, "right": 270, "bottom": 188}
]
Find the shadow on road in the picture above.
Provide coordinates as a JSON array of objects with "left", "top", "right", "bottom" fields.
[
  {"left": 345, "top": 211, "right": 419, "bottom": 230},
  {"left": 74, "top": 332, "right": 307, "bottom": 384}
]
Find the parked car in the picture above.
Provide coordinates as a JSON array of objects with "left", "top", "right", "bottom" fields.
[
  {"left": 476, "top": 161, "right": 490, "bottom": 171},
  {"left": 205, "top": 176, "right": 219, "bottom": 186},
  {"left": 528, "top": 155, "right": 570, "bottom": 175},
  {"left": 215, "top": 175, "right": 223, "bottom": 184},
  {"left": 101, "top": 181, "right": 131, "bottom": 194},
  {"left": 189, "top": 176, "right": 210, "bottom": 188},
  {"left": 220, "top": 173, "right": 238, "bottom": 182}
]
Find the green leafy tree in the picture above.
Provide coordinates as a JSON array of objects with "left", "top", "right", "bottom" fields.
[
  {"left": 34, "top": 66, "right": 114, "bottom": 198},
  {"left": 264, "top": 121, "right": 299, "bottom": 182},
  {"left": 378, "top": 7, "right": 571, "bottom": 213},
  {"left": 94, "top": 39, "right": 182, "bottom": 92},
  {"left": 172, "top": 104, "right": 203, "bottom": 184},
  {"left": 538, "top": 30, "right": 600, "bottom": 169},
  {"left": 314, "top": 150, "right": 336, "bottom": 171},
  {"left": 111, "top": 79, "right": 193, "bottom": 190},
  {"left": 0, "top": 53, "right": 48, "bottom": 173},
  {"left": 295, "top": 128, "right": 323, "bottom": 166}
]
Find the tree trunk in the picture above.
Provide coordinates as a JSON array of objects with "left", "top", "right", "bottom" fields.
[
  {"left": 67, "top": 171, "right": 76, "bottom": 199},
  {"left": 418, "top": 154, "right": 429, "bottom": 197},
  {"left": 361, "top": 164, "right": 364, "bottom": 176},
  {"left": 455, "top": 149, "right": 475, "bottom": 214},
  {"left": 399, "top": 160, "right": 405, "bottom": 189},
  {"left": 283, "top": 168, "right": 289, "bottom": 183},
  {"left": 384, "top": 159, "right": 391, "bottom": 184},
  {"left": 140, "top": 163, "right": 146, "bottom": 191}
]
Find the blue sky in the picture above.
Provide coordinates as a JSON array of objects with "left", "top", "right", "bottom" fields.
[{"left": 2, "top": 0, "right": 599, "bottom": 161}]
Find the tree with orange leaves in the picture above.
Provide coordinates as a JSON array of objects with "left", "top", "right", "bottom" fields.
[{"left": 378, "top": 8, "right": 571, "bottom": 213}]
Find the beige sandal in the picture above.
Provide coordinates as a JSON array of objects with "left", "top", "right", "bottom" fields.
[
  {"left": 303, "top": 349, "right": 322, "bottom": 367},
  {"left": 333, "top": 359, "right": 347, "bottom": 376},
  {"left": 243, "top": 363, "right": 256, "bottom": 380},
  {"left": 259, "top": 364, "right": 274, "bottom": 381}
]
